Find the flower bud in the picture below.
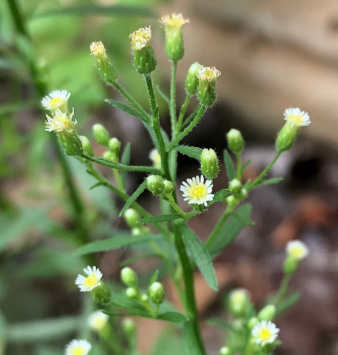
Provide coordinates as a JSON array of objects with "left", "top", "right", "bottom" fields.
[
  {"left": 124, "top": 208, "right": 141, "bottom": 228},
  {"left": 220, "top": 347, "right": 232, "bottom": 355},
  {"left": 229, "top": 179, "right": 242, "bottom": 195},
  {"left": 141, "top": 294, "right": 149, "bottom": 302},
  {"left": 108, "top": 137, "right": 121, "bottom": 156},
  {"left": 103, "top": 151, "right": 116, "bottom": 162},
  {"left": 148, "top": 282, "right": 165, "bottom": 305},
  {"left": 122, "top": 318, "right": 136, "bottom": 336},
  {"left": 160, "top": 14, "right": 189, "bottom": 62},
  {"left": 226, "top": 195, "right": 237, "bottom": 208},
  {"left": 197, "top": 66, "right": 221, "bottom": 106},
  {"left": 90, "top": 41, "right": 117, "bottom": 83},
  {"left": 126, "top": 287, "right": 138, "bottom": 299},
  {"left": 93, "top": 124, "right": 110, "bottom": 146},
  {"left": 248, "top": 317, "right": 259, "bottom": 330},
  {"left": 121, "top": 267, "right": 138, "bottom": 287},
  {"left": 132, "top": 227, "right": 143, "bottom": 236},
  {"left": 80, "top": 136, "right": 94, "bottom": 156},
  {"left": 258, "top": 305, "right": 276, "bottom": 321},
  {"left": 228, "top": 288, "right": 251, "bottom": 317},
  {"left": 149, "top": 149, "right": 161, "bottom": 169},
  {"left": 185, "top": 62, "right": 201, "bottom": 95},
  {"left": 201, "top": 148, "right": 219, "bottom": 179},
  {"left": 240, "top": 188, "right": 248, "bottom": 199},
  {"left": 90, "top": 283, "right": 111, "bottom": 306},
  {"left": 130, "top": 27, "right": 157, "bottom": 74},
  {"left": 163, "top": 180, "right": 174, "bottom": 195},
  {"left": 147, "top": 175, "right": 165, "bottom": 195},
  {"left": 226, "top": 129, "right": 244, "bottom": 154}
]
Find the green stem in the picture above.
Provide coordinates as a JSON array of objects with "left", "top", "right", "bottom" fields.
[
  {"left": 273, "top": 272, "right": 292, "bottom": 306},
  {"left": 176, "top": 94, "right": 192, "bottom": 134},
  {"left": 167, "top": 105, "right": 207, "bottom": 152},
  {"left": 170, "top": 61, "right": 178, "bottom": 137},
  {"left": 236, "top": 152, "right": 242, "bottom": 180},
  {"left": 182, "top": 107, "right": 199, "bottom": 129},
  {"left": 144, "top": 74, "right": 171, "bottom": 180},
  {"left": 248, "top": 151, "right": 282, "bottom": 190}
]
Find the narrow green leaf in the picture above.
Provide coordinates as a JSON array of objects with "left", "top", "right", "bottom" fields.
[
  {"left": 149, "top": 269, "right": 159, "bottom": 286},
  {"left": 241, "top": 160, "right": 251, "bottom": 173},
  {"left": 138, "top": 214, "right": 182, "bottom": 225},
  {"left": 233, "top": 211, "right": 255, "bottom": 226},
  {"left": 89, "top": 182, "right": 104, "bottom": 190},
  {"left": 223, "top": 150, "right": 235, "bottom": 180},
  {"left": 105, "top": 99, "right": 145, "bottom": 121},
  {"left": 121, "top": 143, "right": 131, "bottom": 187},
  {"left": 175, "top": 145, "right": 203, "bottom": 161},
  {"left": 210, "top": 189, "right": 231, "bottom": 204},
  {"left": 156, "top": 312, "right": 187, "bottom": 323},
  {"left": 207, "top": 204, "right": 253, "bottom": 257},
  {"left": 120, "top": 253, "right": 158, "bottom": 267},
  {"left": 119, "top": 179, "right": 147, "bottom": 217},
  {"left": 257, "top": 177, "right": 283, "bottom": 187},
  {"left": 276, "top": 291, "right": 300, "bottom": 315},
  {"left": 75, "top": 233, "right": 162, "bottom": 256},
  {"left": 207, "top": 318, "right": 235, "bottom": 332},
  {"left": 180, "top": 225, "right": 218, "bottom": 291},
  {"left": 33, "top": 5, "right": 155, "bottom": 19},
  {"left": 0, "top": 100, "right": 38, "bottom": 115}
]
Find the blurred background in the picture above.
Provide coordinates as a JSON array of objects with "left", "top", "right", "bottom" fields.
[{"left": 1, "top": 0, "right": 338, "bottom": 354}]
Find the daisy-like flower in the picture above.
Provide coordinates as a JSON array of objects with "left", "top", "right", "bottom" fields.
[
  {"left": 65, "top": 339, "right": 91, "bottom": 355},
  {"left": 130, "top": 27, "right": 152, "bottom": 51},
  {"left": 283, "top": 108, "right": 311, "bottom": 127},
  {"left": 45, "top": 109, "right": 77, "bottom": 133},
  {"left": 41, "top": 90, "right": 70, "bottom": 112},
  {"left": 90, "top": 41, "right": 106, "bottom": 57},
  {"left": 160, "top": 13, "right": 189, "bottom": 28},
  {"left": 149, "top": 149, "right": 161, "bottom": 168},
  {"left": 180, "top": 175, "right": 214, "bottom": 206},
  {"left": 88, "top": 310, "right": 109, "bottom": 331},
  {"left": 252, "top": 320, "right": 279, "bottom": 346},
  {"left": 197, "top": 66, "right": 221, "bottom": 82},
  {"left": 75, "top": 266, "right": 102, "bottom": 292},
  {"left": 286, "top": 240, "right": 309, "bottom": 260}
]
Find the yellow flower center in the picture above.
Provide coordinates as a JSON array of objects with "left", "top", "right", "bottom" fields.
[
  {"left": 232, "top": 291, "right": 245, "bottom": 304},
  {"left": 71, "top": 347, "right": 86, "bottom": 355},
  {"left": 50, "top": 97, "right": 61, "bottom": 108},
  {"left": 90, "top": 41, "right": 106, "bottom": 57},
  {"left": 198, "top": 67, "right": 221, "bottom": 82},
  {"left": 259, "top": 328, "right": 273, "bottom": 342},
  {"left": 161, "top": 14, "right": 189, "bottom": 28},
  {"left": 54, "top": 116, "right": 70, "bottom": 131},
  {"left": 130, "top": 28, "right": 151, "bottom": 50},
  {"left": 187, "top": 184, "right": 208, "bottom": 201},
  {"left": 290, "top": 246, "right": 304, "bottom": 258},
  {"left": 84, "top": 273, "right": 99, "bottom": 288},
  {"left": 288, "top": 114, "right": 304, "bottom": 126},
  {"left": 92, "top": 317, "right": 106, "bottom": 330}
]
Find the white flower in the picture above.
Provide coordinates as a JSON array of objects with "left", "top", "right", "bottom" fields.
[
  {"left": 65, "top": 339, "right": 91, "bottom": 355},
  {"left": 149, "top": 149, "right": 161, "bottom": 168},
  {"left": 283, "top": 108, "right": 310, "bottom": 127},
  {"left": 286, "top": 240, "right": 309, "bottom": 260},
  {"left": 252, "top": 320, "right": 279, "bottom": 345},
  {"left": 88, "top": 310, "right": 109, "bottom": 331},
  {"left": 45, "top": 109, "right": 77, "bottom": 133},
  {"left": 130, "top": 27, "right": 152, "bottom": 50},
  {"left": 90, "top": 41, "right": 106, "bottom": 57},
  {"left": 180, "top": 175, "right": 214, "bottom": 206},
  {"left": 75, "top": 266, "right": 102, "bottom": 292},
  {"left": 160, "top": 13, "right": 190, "bottom": 28},
  {"left": 197, "top": 66, "right": 221, "bottom": 82},
  {"left": 41, "top": 90, "right": 70, "bottom": 111}
]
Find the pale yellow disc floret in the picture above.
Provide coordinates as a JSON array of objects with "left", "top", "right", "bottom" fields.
[
  {"left": 180, "top": 175, "right": 214, "bottom": 206},
  {"left": 90, "top": 41, "right": 106, "bottom": 57},
  {"left": 286, "top": 240, "right": 309, "bottom": 260},
  {"left": 283, "top": 108, "right": 310, "bottom": 127},
  {"left": 149, "top": 149, "right": 161, "bottom": 168},
  {"left": 198, "top": 66, "right": 221, "bottom": 82},
  {"left": 75, "top": 266, "right": 103, "bottom": 292},
  {"left": 45, "top": 109, "right": 76, "bottom": 133},
  {"left": 160, "top": 13, "right": 189, "bottom": 28},
  {"left": 252, "top": 321, "right": 279, "bottom": 345},
  {"left": 88, "top": 310, "right": 109, "bottom": 331},
  {"left": 130, "top": 27, "right": 152, "bottom": 50},
  {"left": 65, "top": 340, "right": 92, "bottom": 355}
]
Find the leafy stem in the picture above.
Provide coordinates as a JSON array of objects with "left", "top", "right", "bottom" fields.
[{"left": 176, "top": 94, "right": 192, "bottom": 134}]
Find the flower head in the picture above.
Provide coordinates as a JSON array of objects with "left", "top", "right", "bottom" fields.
[
  {"left": 180, "top": 175, "right": 214, "bottom": 206},
  {"left": 286, "top": 240, "right": 309, "bottom": 260},
  {"left": 75, "top": 266, "right": 102, "bottom": 292},
  {"left": 160, "top": 13, "right": 189, "bottom": 28},
  {"left": 252, "top": 320, "right": 279, "bottom": 345},
  {"left": 88, "top": 310, "right": 109, "bottom": 331},
  {"left": 90, "top": 41, "right": 106, "bottom": 57},
  {"left": 45, "top": 109, "right": 77, "bottom": 133},
  {"left": 283, "top": 108, "right": 310, "bottom": 127},
  {"left": 149, "top": 149, "right": 161, "bottom": 168},
  {"left": 198, "top": 66, "right": 221, "bottom": 82},
  {"left": 229, "top": 288, "right": 250, "bottom": 305},
  {"left": 41, "top": 90, "right": 70, "bottom": 111},
  {"left": 65, "top": 339, "right": 91, "bottom": 355},
  {"left": 130, "top": 27, "right": 152, "bottom": 51}
]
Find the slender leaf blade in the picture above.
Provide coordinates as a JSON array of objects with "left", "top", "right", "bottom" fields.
[
  {"left": 121, "top": 143, "right": 131, "bottom": 187},
  {"left": 156, "top": 312, "right": 187, "bottom": 323},
  {"left": 119, "top": 179, "right": 147, "bottom": 217},
  {"left": 276, "top": 291, "right": 300, "bottom": 315},
  {"left": 223, "top": 150, "right": 235, "bottom": 180},
  {"left": 105, "top": 99, "right": 145, "bottom": 121},
  {"left": 138, "top": 214, "right": 182, "bottom": 225},
  {"left": 210, "top": 189, "right": 231, "bottom": 204},
  {"left": 175, "top": 145, "right": 203, "bottom": 161},
  {"left": 257, "top": 177, "right": 283, "bottom": 187}
]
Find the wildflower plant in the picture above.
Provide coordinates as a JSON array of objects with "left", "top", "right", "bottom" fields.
[{"left": 40, "top": 13, "right": 312, "bottom": 355}]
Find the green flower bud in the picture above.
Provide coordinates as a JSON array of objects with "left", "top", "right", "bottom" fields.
[
  {"left": 248, "top": 317, "right": 259, "bottom": 330},
  {"left": 80, "top": 136, "right": 94, "bottom": 156},
  {"left": 90, "top": 283, "right": 111, "bottom": 306},
  {"left": 147, "top": 175, "right": 165, "bottom": 195},
  {"left": 122, "top": 317, "right": 136, "bottom": 336},
  {"left": 103, "top": 151, "right": 116, "bottom": 162},
  {"left": 141, "top": 294, "right": 149, "bottom": 302},
  {"left": 90, "top": 41, "right": 117, "bottom": 84},
  {"left": 226, "top": 195, "right": 237, "bottom": 208},
  {"left": 124, "top": 208, "right": 141, "bottom": 228},
  {"left": 121, "top": 267, "right": 138, "bottom": 287},
  {"left": 197, "top": 66, "right": 221, "bottom": 106},
  {"left": 160, "top": 14, "right": 189, "bottom": 62},
  {"left": 130, "top": 27, "right": 157, "bottom": 74},
  {"left": 148, "top": 282, "right": 165, "bottom": 305},
  {"left": 220, "top": 347, "right": 232, "bottom": 355},
  {"left": 108, "top": 138, "right": 121, "bottom": 161},
  {"left": 163, "top": 180, "right": 174, "bottom": 195},
  {"left": 229, "top": 179, "right": 242, "bottom": 194},
  {"left": 228, "top": 288, "right": 251, "bottom": 317},
  {"left": 240, "top": 188, "right": 248, "bottom": 199},
  {"left": 201, "top": 148, "right": 219, "bottom": 179},
  {"left": 126, "top": 287, "right": 138, "bottom": 299},
  {"left": 283, "top": 255, "right": 299, "bottom": 274},
  {"left": 57, "top": 131, "right": 83, "bottom": 156},
  {"left": 185, "top": 62, "right": 201, "bottom": 95},
  {"left": 132, "top": 227, "right": 143, "bottom": 236},
  {"left": 93, "top": 124, "right": 110, "bottom": 146},
  {"left": 258, "top": 305, "right": 276, "bottom": 321},
  {"left": 226, "top": 129, "right": 244, "bottom": 154}
]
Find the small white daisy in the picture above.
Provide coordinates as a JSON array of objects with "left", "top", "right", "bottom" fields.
[
  {"left": 65, "top": 339, "right": 91, "bottom": 355},
  {"left": 45, "top": 109, "right": 77, "bottom": 133},
  {"left": 88, "top": 310, "right": 109, "bottom": 331},
  {"left": 283, "top": 108, "right": 310, "bottom": 127},
  {"left": 149, "top": 149, "right": 161, "bottom": 168},
  {"left": 75, "top": 266, "right": 102, "bottom": 292},
  {"left": 252, "top": 320, "right": 279, "bottom": 346},
  {"left": 41, "top": 90, "right": 70, "bottom": 111},
  {"left": 286, "top": 240, "right": 309, "bottom": 260},
  {"left": 180, "top": 175, "right": 214, "bottom": 206}
]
